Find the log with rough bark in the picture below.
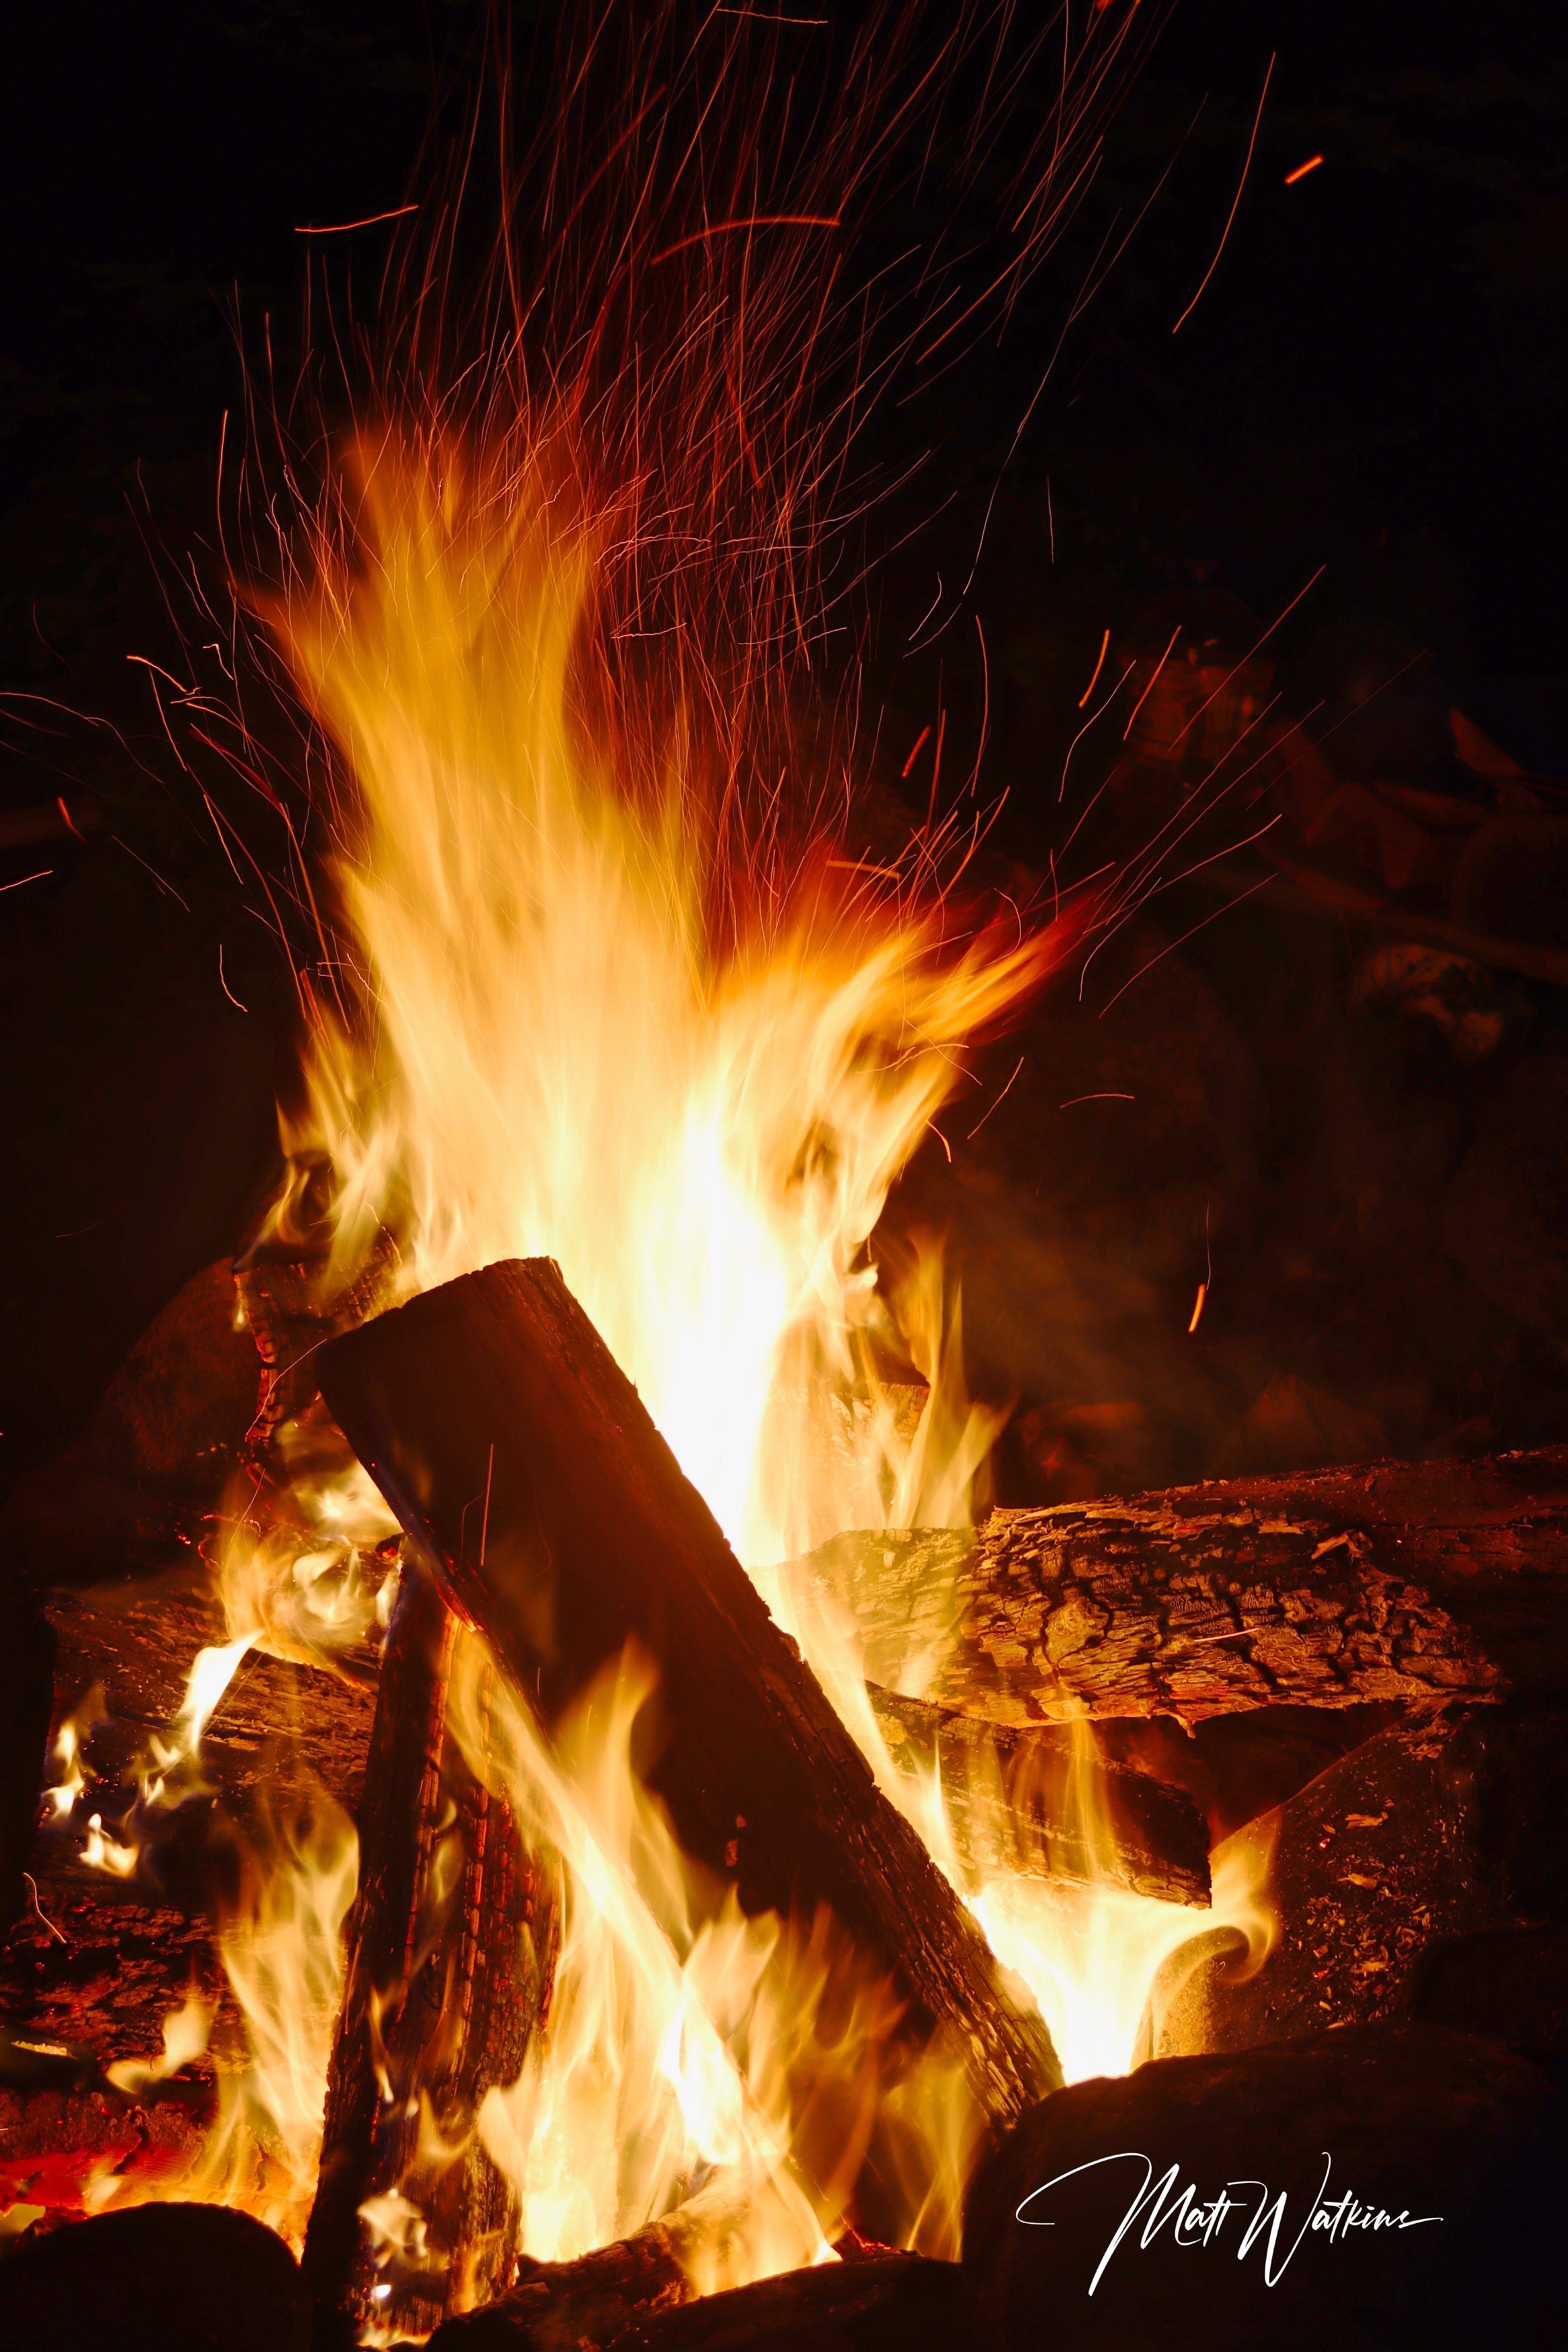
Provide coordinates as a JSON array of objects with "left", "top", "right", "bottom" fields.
[
  {"left": 317, "top": 1259, "right": 1058, "bottom": 2127},
  {"left": 303, "top": 1557, "right": 559, "bottom": 2344},
  {"left": 782, "top": 1454, "right": 1565, "bottom": 1730},
  {"left": 426, "top": 2172, "right": 759, "bottom": 2349},
  {"left": 866, "top": 1688, "right": 1211, "bottom": 1906}
]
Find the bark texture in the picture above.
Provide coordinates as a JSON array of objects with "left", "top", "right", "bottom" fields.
[
  {"left": 317, "top": 1258, "right": 1059, "bottom": 2127},
  {"left": 303, "top": 1558, "right": 558, "bottom": 2342},
  {"left": 788, "top": 1478, "right": 1518, "bottom": 1731}
]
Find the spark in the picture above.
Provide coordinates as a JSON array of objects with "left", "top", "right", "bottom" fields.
[
  {"left": 1, "top": 868, "right": 52, "bottom": 894},
  {"left": 218, "top": 945, "right": 249, "bottom": 1013},
  {"left": 1097, "top": 874, "right": 1277, "bottom": 1018},
  {"left": 294, "top": 204, "right": 419, "bottom": 237},
  {"left": 649, "top": 215, "right": 842, "bottom": 267},
  {"left": 1173, "top": 53, "right": 1276, "bottom": 334},
  {"left": 900, "top": 723, "right": 932, "bottom": 779},
  {"left": 55, "top": 795, "right": 85, "bottom": 840},
  {"left": 1122, "top": 625, "right": 1181, "bottom": 739},
  {"left": 1163, "top": 565, "right": 1327, "bottom": 753},
  {"left": 110, "top": 834, "right": 190, "bottom": 911},
  {"left": 1188, "top": 1282, "right": 1207, "bottom": 1334},
  {"left": 966, "top": 1055, "right": 1025, "bottom": 1141},
  {"left": 1284, "top": 154, "right": 1323, "bottom": 185},
  {"left": 1077, "top": 628, "right": 1110, "bottom": 707},
  {"left": 23, "top": 1873, "right": 67, "bottom": 1946},
  {"left": 1058, "top": 1092, "right": 1134, "bottom": 1108}
]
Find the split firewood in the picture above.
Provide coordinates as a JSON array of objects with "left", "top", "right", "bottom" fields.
[
  {"left": 865, "top": 1688, "right": 1211, "bottom": 1907},
  {"left": 233, "top": 1231, "right": 401, "bottom": 1449},
  {"left": 784, "top": 1473, "right": 1528, "bottom": 1731},
  {"left": 571, "top": 2247, "right": 963, "bottom": 2352},
  {"left": 429, "top": 2237, "right": 963, "bottom": 2352},
  {"left": 425, "top": 2172, "right": 752, "bottom": 2349},
  {"left": 303, "top": 1557, "right": 559, "bottom": 2342},
  {"left": 317, "top": 1259, "right": 1059, "bottom": 2127}
]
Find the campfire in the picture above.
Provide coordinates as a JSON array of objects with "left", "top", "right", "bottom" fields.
[{"left": 2, "top": 10, "right": 1565, "bottom": 2350}]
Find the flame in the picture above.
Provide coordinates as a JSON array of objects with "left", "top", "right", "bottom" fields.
[
  {"left": 445, "top": 1638, "right": 969, "bottom": 2292},
  {"left": 216, "top": 1440, "right": 400, "bottom": 1676},
  {"left": 93, "top": 1779, "right": 358, "bottom": 2249},
  {"left": 970, "top": 1820, "right": 1278, "bottom": 2086},
  {"left": 41, "top": 1685, "right": 103, "bottom": 1819},
  {"left": 261, "top": 434, "right": 1055, "bottom": 1568},
  {"left": 105, "top": 1990, "right": 214, "bottom": 2097}
]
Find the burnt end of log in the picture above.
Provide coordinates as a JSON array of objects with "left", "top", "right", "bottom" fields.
[
  {"left": 303, "top": 1557, "right": 559, "bottom": 2341},
  {"left": 317, "top": 1258, "right": 1059, "bottom": 2127},
  {"left": 426, "top": 2239, "right": 964, "bottom": 2352},
  {"left": 427, "top": 2224, "right": 690, "bottom": 2349},
  {"left": 233, "top": 1231, "right": 401, "bottom": 1450},
  {"left": 791, "top": 1499, "right": 1509, "bottom": 1732},
  {"left": 867, "top": 1687, "right": 1211, "bottom": 1907}
]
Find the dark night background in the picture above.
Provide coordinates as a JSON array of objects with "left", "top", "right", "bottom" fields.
[{"left": 2, "top": 0, "right": 1565, "bottom": 1506}]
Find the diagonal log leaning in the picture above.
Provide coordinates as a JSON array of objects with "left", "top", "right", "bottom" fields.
[{"left": 317, "top": 1258, "right": 1059, "bottom": 2123}]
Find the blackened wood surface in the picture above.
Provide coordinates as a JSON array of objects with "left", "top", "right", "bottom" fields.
[
  {"left": 789, "top": 1481, "right": 1517, "bottom": 1731},
  {"left": 867, "top": 1688, "right": 1211, "bottom": 1906},
  {"left": 303, "top": 1559, "right": 558, "bottom": 2340},
  {"left": 317, "top": 1259, "right": 1059, "bottom": 2122},
  {"left": 428, "top": 2221, "right": 689, "bottom": 2348}
]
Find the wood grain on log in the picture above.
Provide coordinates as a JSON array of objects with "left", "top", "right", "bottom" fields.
[
  {"left": 787, "top": 1492, "right": 1510, "bottom": 1732},
  {"left": 317, "top": 1259, "right": 1059, "bottom": 2125},
  {"left": 866, "top": 1689, "right": 1211, "bottom": 1906},
  {"left": 1153, "top": 1449, "right": 1568, "bottom": 1698},
  {"left": 303, "top": 1559, "right": 558, "bottom": 2341}
]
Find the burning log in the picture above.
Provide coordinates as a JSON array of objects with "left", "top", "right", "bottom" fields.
[
  {"left": 316, "top": 1258, "right": 1058, "bottom": 2127},
  {"left": 303, "top": 1557, "right": 559, "bottom": 2342},
  {"left": 425, "top": 2172, "right": 751, "bottom": 2349},
  {"left": 1144, "top": 1696, "right": 1568, "bottom": 2060},
  {"left": 866, "top": 1688, "right": 1211, "bottom": 1907},
  {"left": 785, "top": 1461, "right": 1550, "bottom": 1731},
  {"left": 429, "top": 2240, "right": 966, "bottom": 2352}
]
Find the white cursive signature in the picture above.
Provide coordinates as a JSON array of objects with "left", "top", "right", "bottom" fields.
[{"left": 1016, "top": 2150, "right": 1441, "bottom": 2292}]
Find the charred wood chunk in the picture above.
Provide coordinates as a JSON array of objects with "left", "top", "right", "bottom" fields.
[
  {"left": 963, "top": 2025, "right": 1568, "bottom": 2352},
  {"left": 426, "top": 2238, "right": 965, "bottom": 2352},
  {"left": 867, "top": 1688, "right": 1211, "bottom": 1907},
  {"left": 1410, "top": 1921, "right": 1568, "bottom": 2051},
  {"left": 317, "top": 1258, "right": 1058, "bottom": 2125},
  {"left": 422, "top": 2179, "right": 743, "bottom": 2350},
  {"left": 787, "top": 1500, "right": 1507, "bottom": 1733},
  {"left": 0, "top": 2202, "right": 310, "bottom": 2352},
  {"left": 1145, "top": 1698, "right": 1568, "bottom": 2059},
  {"left": 233, "top": 1230, "right": 401, "bottom": 1449},
  {"left": 598, "top": 2250, "right": 965, "bottom": 2352},
  {"left": 303, "top": 1558, "right": 559, "bottom": 2341},
  {"left": 0, "top": 1261, "right": 261, "bottom": 1591}
]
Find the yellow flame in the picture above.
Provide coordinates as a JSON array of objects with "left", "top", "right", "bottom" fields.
[
  {"left": 41, "top": 1682, "right": 115, "bottom": 1826},
  {"left": 95, "top": 1781, "right": 358, "bottom": 2249},
  {"left": 105, "top": 1990, "right": 213, "bottom": 2096},
  {"left": 442, "top": 1637, "right": 968, "bottom": 2293},
  {"left": 265, "top": 436, "right": 1053, "bottom": 1566}
]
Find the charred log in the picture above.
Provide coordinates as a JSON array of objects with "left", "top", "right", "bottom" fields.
[
  {"left": 316, "top": 1258, "right": 1058, "bottom": 2126},
  {"left": 786, "top": 1465, "right": 1540, "bottom": 1731},
  {"left": 303, "top": 1557, "right": 558, "bottom": 2342}
]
